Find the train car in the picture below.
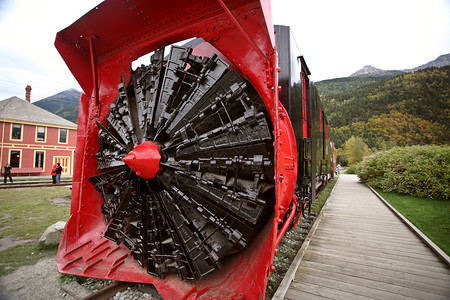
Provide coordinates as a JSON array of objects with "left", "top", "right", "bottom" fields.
[
  {"left": 55, "top": 1, "right": 333, "bottom": 299},
  {"left": 275, "top": 25, "right": 333, "bottom": 213}
]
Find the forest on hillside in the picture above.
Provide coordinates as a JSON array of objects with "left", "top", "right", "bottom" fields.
[
  {"left": 319, "top": 66, "right": 450, "bottom": 149},
  {"left": 316, "top": 71, "right": 405, "bottom": 96},
  {"left": 54, "top": 105, "right": 79, "bottom": 124}
]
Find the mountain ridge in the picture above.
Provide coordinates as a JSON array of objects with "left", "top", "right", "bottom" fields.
[
  {"left": 320, "top": 66, "right": 450, "bottom": 149},
  {"left": 33, "top": 89, "right": 81, "bottom": 113},
  {"left": 349, "top": 65, "right": 384, "bottom": 77},
  {"left": 410, "top": 53, "right": 450, "bottom": 71},
  {"left": 33, "top": 89, "right": 81, "bottom": 124},
  {"left": 317, "top": 53, "right": 450, "bottom": 97},
  {"left": 349, "top": 53, "right": 450, "bottom": 78}
]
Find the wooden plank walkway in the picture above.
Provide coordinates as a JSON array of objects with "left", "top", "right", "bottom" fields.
[{"left": 274, "top": 174, "right": 450, "bottom": 300}]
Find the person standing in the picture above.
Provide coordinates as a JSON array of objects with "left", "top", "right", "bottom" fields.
[
  {"left": 56, "top": 163, "right": 62, "bottom": 184},
  {"left": 51, "top": 164, "right": 57, "bottom": 184},
  {"left": 4, "top": 164, "right": 12, "bottom": 183}
]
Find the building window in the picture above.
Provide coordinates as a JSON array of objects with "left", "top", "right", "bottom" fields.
[
  {"left": 59, "top": 129, "right": 67, "bottom": 143},
  {"left": 10, "top": 150, "right": 21, "bottom": 167},
  {"left": 11, "top": 123, "right": 22, "bottom": 140},
  {"left": 36, "top": 126, "right": 46, "bottom": 141},
  {"left": 35, "top": 151, "right": 44, "bottom": 168}
]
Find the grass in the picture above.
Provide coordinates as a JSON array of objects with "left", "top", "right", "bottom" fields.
[
  {"left": 0, "top": 186, "right": 71, "bottom": 275},
  {"left": 344, "top": 165, "right": 358, "bottom": 174},
  {"left": 375, "top": 189, "right": 450, "bottom": 256},
  {"left": 0, "top": 244, "right": 59, "bottom": 276},
  {"left": 0, "top": 186, "right": 71, "bottom": 239},
  {"left": 312, "top": 176, "right": 338, "bottom": 214}
]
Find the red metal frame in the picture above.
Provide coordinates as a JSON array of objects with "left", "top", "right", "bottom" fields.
[{"left": 56, "top": 1, "right": 297, "bottom": 298}]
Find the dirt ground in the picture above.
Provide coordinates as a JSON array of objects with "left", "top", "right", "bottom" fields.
[
  {"left": 0, "top": 236, "right": 35, "bottom": 252},
  {"left": 0, "top": 190, "right": 321, "bottom": 299},
  {"left": 0, "top": 224, "right": 311, "bottom": 300},
  {"left": 49, "top": 197, "right": 71, "bottom": 206},
  {"left": 0, "top": 256, "right": 64, "bottom": 300},
  {"left": 0, "top": 193, "right": 73, "bottom": 299}
]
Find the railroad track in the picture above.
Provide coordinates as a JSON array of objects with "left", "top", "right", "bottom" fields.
[
  {"left": 0, "top": 181, "right": 72, "bottom": 189},
  {"left": 60, "top": 282, "right": 135, "bottom": 300},
  {"left": 60, "top": 281, "right": 162, "bottom": 300}
]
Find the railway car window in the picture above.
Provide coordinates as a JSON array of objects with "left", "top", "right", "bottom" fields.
[{"left": 11, "top": 123, "right": 22, "bottom": 140}]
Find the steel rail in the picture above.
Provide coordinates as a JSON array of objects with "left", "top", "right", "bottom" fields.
[
  {"left": 81, "top": 282, "right": 134, "bottom": 300},
  {"left": 0, "top": 182, "right": 72, "bottom": 189}
]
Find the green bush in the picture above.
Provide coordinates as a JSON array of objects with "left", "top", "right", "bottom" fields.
[
  {"left": 337, "top": 155, "right": 348, "bottom": 167},
  {"left": 345, "top": 164, "right": 359, "bottom": 174},
  {"left": 357, "top": 145, "right": 450, "bottom": 200}
]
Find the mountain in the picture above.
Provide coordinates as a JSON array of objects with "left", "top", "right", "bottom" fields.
[
  {"left": 350, "top": 68, "right": 406, "bottom": 79},
  {"left": 34, "top": 89, "right": 80, "bottom": 113},
  {"left": 410, "top": 53, "right": 450, "bottom": 71},
  {"left": 317, "top": 54, "right": 450, "bottom": 149},
  {"left": 320, "top": 66, "right": 450, "bottom": 149},
  {"left": 349, "top": 66, "right": 406, "bottom": 79},
  {"left": 316, "top": 72, "right": 404, "bottom": 96},
  {"left": 317, "top": 66, "right": 414, "bottom": 97},
  {"left": 350, "top": 65, "right": 384, "bottom": 77},
  {"left": 34, "top": 89, "right": 80, "bottom": 123},
  {"left": 53, "top": 104, "right": 79, "bottom": 124},
  {"left": 348, "top": 53, "right": 450, "bottom": 79}
]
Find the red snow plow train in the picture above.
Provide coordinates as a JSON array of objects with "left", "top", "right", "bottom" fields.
[{"left": 55, "top": 0, "right": 334, "bottom": 298}]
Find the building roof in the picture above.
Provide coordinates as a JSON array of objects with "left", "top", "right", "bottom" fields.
[{"left": 0, "top": 97, "right": 77, "bottom": 128}]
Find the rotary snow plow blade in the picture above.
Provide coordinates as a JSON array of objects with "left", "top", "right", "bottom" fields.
[{"left": 55, "top": 0, "right": 297, "bottom": 298}]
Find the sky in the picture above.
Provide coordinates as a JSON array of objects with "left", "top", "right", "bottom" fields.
[{"left": 0, "top": 0, "right": 449, "bottom": 102}]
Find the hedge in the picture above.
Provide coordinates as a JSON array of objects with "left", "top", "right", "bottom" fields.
[{"left": 357, "top": 145, "right": 450, "bottom": 200}]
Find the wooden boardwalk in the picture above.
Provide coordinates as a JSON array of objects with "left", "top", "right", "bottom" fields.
[{"left": 274, "top": 174, "right": 450, "bottom": 300}]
